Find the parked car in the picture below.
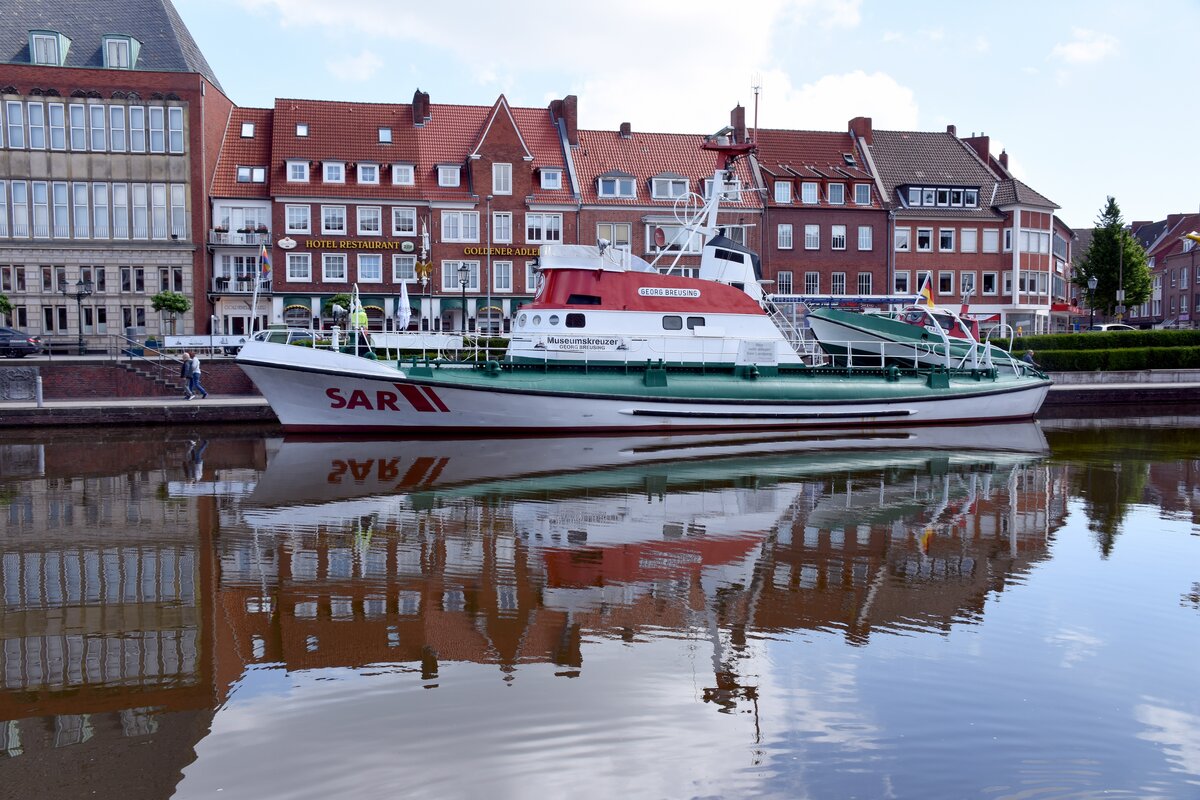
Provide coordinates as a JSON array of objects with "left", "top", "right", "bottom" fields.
[
  {"left": 0, "top": 327, "right": 42, "bottom": 357},
  {"left": 1087, "top": 323, "right": 1136, "bottom": 332}
]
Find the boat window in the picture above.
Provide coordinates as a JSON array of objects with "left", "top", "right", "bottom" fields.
[
  {"left": 549, "top": 315, "right": 560, "bottom": 325},
  {"left": 662, "top": 316, "right": 683, "bottom": 330},
  {"left": 566, "top": 293, "right": 602, "bottom": 305},
  {"left": 686, "top": 316, "right": 705, "bottom": 329},
  {"left": 532, "top": 315, "right": 542, "bottom": 325},
  {"left": 714, "top": 248, "right": 745, "bottom": 264},
  {"left": 565, "top": 313, "right": 585, "bottom": 328},
  {"left": 518, "top": 314, "right": 527, "bottom": 326}
]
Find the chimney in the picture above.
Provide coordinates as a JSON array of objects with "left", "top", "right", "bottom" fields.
[
  {"left": 848, "top": 116, "right": 873, "bottom": 145},
  {"left": 964, "top": 134, "right": 990, "bottom": 163},
  {"left": 561, "top": 94, "right": 578, "bottom": 146},
  {"left": 946, "top": 124, "right": 956, "bottom": 136},
  {"left": 619, "top": 122, "right": 631, "bottom": 139},
  {"left": 731, "top": 104, "right": 746, "bottom": 144},
  {"left": 412, "top": 89, "right": 430, "bottom": 126},
  {"left": 999, "top": 150, "right": 1009, "bottom": 169}
]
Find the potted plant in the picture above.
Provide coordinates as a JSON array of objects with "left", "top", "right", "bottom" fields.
[
  {"left": 214, "top": 224, "right": 228, "bottom": 233},
  {"left": 256, "top": 223, "right": 269, "bottom": 234}
]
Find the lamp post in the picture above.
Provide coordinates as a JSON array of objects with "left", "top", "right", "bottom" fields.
[
  {"left": 458, "top": 264, "right": 470, "bottom": 335},
  {"left": 485, "top": 195, "right": 492, "bottom": 337},
  {"left": 1087, "top": 275, "right": 1098, "bottom": 330},
  {"left": 59, "top": 278, "right": 93, "bottom": 354}
]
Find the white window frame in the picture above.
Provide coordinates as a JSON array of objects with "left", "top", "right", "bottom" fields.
[
  {"left": 831, "top": 272, "right": 847, "bottom": 294},
  {"left": 127, "top": 106, "right": 144, "bottom": 152},
  {"left": 287, "top": 160, "right": 309, "bottom": 182},
  {"left": 167, "top": 107, "right": 184, "bottom": 153},
  {"left": 540, "top": 170, "right": 562, "bottom": 190},
  {"left": 598, "top": 176, "right": 635, "bottom": 198},
  {"left": 773, "top": 181, "right": 792, "bottom": 204},
  {"left": 804, "top": 224, "right": 819, "bottom": 250},
  {"left": 322, "top": 253, "right": 348, "bottom": 283},
  {"left": 357, "top": 253, "right": 383, "bottom": 283},
  {"left": 776, "top": 271, "right": 793, "bottom": 294},
  {"left": 104, "top": 36, "right": 132, "bottom": 68},
  {"left": 69, "top": 103, "right": 86, "bottom": 150},
  {"left": 526, "top": 212, "right": 562, "bottom": 244},
  {"left": 597, "top": 222, "right": 632, "bottom": 250},
  {"left": 982, "top": 229, "right": 1000, "bottom": 253},
  {"left": 939, "top": 228, "right": 955, "bottom": 252},
  {"left": 441, "top": 210, "right": 479, "bottom": 242},
  {"left": 857, "top": 272, "right": 873, "bottom": 294},
  {"left": 982, "top": 271, "right": 999, "bottom": 295},
  {"left": 493, "top": 260, "right": 513, "bottom": 292},
  {"left": 801, "top": 182, "right": 819, "bottom": 204},
  {"left": 493, "top": 211, "right": 512, "bottom": 244},
  {"left": 854, "top": 183, "right": 871, "bottom": 205},
  {"left": 493, "top": 163, "right": 512, "bottom": 195},
  {"left": 894, "top": 227, "right": 911, "bottom": 252},
  {"left": 827, "top": 183, "right": 845, "bottom": 205},
  {"left": 285, "top": 204, "right": 310, "bottom": 234},
  {"left": 27, "top": 101, "right": 45, "bottom": 149},
  {"left": 286, "top": 253, "right": 311, "bottom": 282},
  {"left": 88, "top": 104, "right": 106, "bottom": 151},
  {"left": 378, "top": 127, "right": 392, "bottom": 143},
  {"left": 777, "top": 223, "right": 793, "bottom": 250},
  {"left": 894, "top": 270, "right": 911, "bottom": 294},
  {"left": 357, "top": 163, "right": 379, "bottom": 185},
  {"left": 804, "top": 272, "right": 820, "bottom": 294},
  {"left": 938, "top": 271, "right": 954, "bottom": 295},
  {"left": 392, "top": 254, "right": 416, "bottom": 282},
  {"left": 1003, "top": 228, "right": 1013, "bottom": 252},
  {"left": 831, "top": 224, "right": 847, "bottom": 251},
  {"left": 241, "top": 121, "right": 255, "bottom": 138},
  {"left": 441, "top": 260, "right": 480, "bottom": 291},
  {"left": 31, "top": 33, "right": 61, "bottom": 65},
  {"left": 652, "top": 177, "right": 688, "bottom": 200},
  {"left": 295, "top": 123, "right": 309, "bottom": 137},
  {"left": 108, "top": 105, "right": 125, "bottom": 152},
  {"left": 525, "top": 261, "right": 540, "bottom": 293},
  {"left": 392, "top": 164, "right": 414, "bottom": 185},
  {"left": 391, "top": 206, "right": 417, "bottom": 237},
  {"left": 438, "top": 165, "right": 461, "bottom": 187},
  {"left": 323, "top": 162, "right": 345, "bottom": 183},
  {"left": 916, "top": 228, "right": 933, "bottom": 252},
  {"left": 48, "top": 103, "right": 65, "bottom": 150},
  {"left": 703, "top": 177, "right": 741, "bottom": 201},
  {"left": 960, "top": 271, "right": 977, "bottom": 297},
  {"left": 857, "top": 225, "right": 872, "bottom": 251},
  {"left": 961, "top": 228, "right": 978, "bottom": 253},
  {"left": 321, "top": 205, "right": 346, "bottom": 235},
  {"left": 357, "top": 206, "right": 382, "bottom": 236}
]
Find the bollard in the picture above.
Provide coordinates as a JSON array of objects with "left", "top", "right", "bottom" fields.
[{"left": 36, "top": 374, "right": 43, "bottom": 407}]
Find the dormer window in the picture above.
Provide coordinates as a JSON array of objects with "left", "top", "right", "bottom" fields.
[
  {"left": 437, "top": 165, "right": 460, "bottom": 187},
  {"left": 774, "top": 181, "right": 792, "bottom": 204},
  {"left": 323, "top": 161, "right": 345, "bottom": 183},
  {"left": 540, "top": 169, "right": 562, "bottom": 191},
  {"left": 827, "top": 183, "right": 846, "bottom": 205},
  {"left": 392, "top": 163, "right": 415, "bottom": 185},
  {"left": 30, "top": 31, "right": 69, "bottom": 66},
  {"left": 598, "top": 174, "right": 635, "bottom": 198},
  {"left": 358, "top": 163, "right": 379, "bottom": 184},
  {"left": 102, "top": 36, "right": 139, "bottom": 69},
  {"left": 854, "top": 183, "right": 871, "bottom": 205},
  {"left": 286, "top": 159, "right": 309, "bottom": 182},
  {"left": 295, "top": 123, "right": 309, "bottom": 137},
  {"left": 651, "top": 176, "right": 688, "bottom": 200},
  {"left": 905, "top": 186, "right": 980, "bottom": 209},
  {"left": 241, "top": 121, "right": 255, "bottom": 138}
]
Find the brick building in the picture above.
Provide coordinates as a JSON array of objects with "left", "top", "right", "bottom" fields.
[
  {"left": 0, "top": 0, "right": 233, "bottom": 349},
  {"left": 1128, "top": 213, "right": 1200, "bottom": 328}
]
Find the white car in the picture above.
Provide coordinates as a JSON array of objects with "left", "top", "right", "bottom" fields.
[{"left": 1086, "top": 323, "right": 1136, "bottom": 332}]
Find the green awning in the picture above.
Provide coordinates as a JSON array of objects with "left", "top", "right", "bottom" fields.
[
  {"left": 282, "top": 295, "right": 313, "bottom": 310},
  {"left": 439, "top": 298, "right": 463, "bottom": 311}
]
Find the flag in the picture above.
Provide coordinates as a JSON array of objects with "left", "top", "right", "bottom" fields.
[
  {"left": 918, "top": 274, "right": 934, "bottom": 308},
  {"left": 397, "top": 281, "right": 412, "bottom": 331},
  {"left": 260, "top": 243, "right": 272, "bottom": 275}
]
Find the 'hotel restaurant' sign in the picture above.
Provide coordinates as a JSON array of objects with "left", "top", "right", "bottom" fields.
[{"left": 304, "top": 239, "right": 540, "bottom": 257}]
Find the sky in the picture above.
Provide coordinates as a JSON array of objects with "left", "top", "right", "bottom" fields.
[{"left": 174, "top": 0, "right": 1200, "bottom": 228}]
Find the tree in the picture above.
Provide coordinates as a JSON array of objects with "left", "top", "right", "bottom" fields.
[
  {"left": 1072, "top": 197, "right": 1151, "bottom": 319},
  {"left": 323, "top": 293, "right": 352, "bottom": 320},
  {"left": 151, "top": 290, "right": 192, "bottom": 334},
  {"left": 0, "top": 293, "right": 11, "bottom": 321}
]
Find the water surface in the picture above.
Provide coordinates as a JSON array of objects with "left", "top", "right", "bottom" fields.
[{"left": 1, "top": 419, "right": 1198, "bottom": 799}]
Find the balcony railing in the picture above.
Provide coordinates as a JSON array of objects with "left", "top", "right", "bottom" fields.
[
  {"left": 209, "top": 230, "right": 270, "bottom": 246},
  {"left": 211, "top": 276, "right": 271, "bottom": 294}
]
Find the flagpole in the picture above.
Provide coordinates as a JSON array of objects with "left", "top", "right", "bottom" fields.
[{"left": 250, "top": 244, "right": 262, "bottom": 334}]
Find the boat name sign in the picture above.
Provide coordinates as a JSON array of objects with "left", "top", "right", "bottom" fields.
[
  {"left": 638, "top": 287, "right": 701, "bottom": 298},
  {"left": 544, "top": 335, "right": 623, "bottom": 351}
]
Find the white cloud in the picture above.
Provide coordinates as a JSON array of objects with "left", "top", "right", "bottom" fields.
[
  {"left": 766, "top": 70, "right": 920, "bottom": 130},
  {"left": 1136, "top": 701, "right": 1200, "bottom": 778},
  {"left": 326, "top": 51, "right": 383, "bottom": 82},
  {"left": 1050, "top": 28, "right": 1118, "bottom": 64}
]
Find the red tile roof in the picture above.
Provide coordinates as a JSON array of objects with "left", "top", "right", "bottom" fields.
[
  {"left": 210, "top": 107, "right": 273, "bottom": 197},
  {"left": 754, "top": 128, "right": 876, "bottom": 188},
  {"left": 574, "top": 129, "right": 758, "bottom": 208}
]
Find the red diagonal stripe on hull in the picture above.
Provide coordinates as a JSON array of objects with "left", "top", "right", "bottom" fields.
[
  {"left": 396, "top": 383, "right": 436, "bottom": 412},
  {"left": 398, "top": 457, "right": 438, "bottom": 487},
  {"left": 421, "top": 386, "right": 450, "bottom": 412}
]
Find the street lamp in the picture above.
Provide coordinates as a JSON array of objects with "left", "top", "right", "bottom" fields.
[
  {"left": 59, "top": 278, "right": 94, "bottom": 354},
  {"left": 1087, "top": 275, "right": 1098, "bottom": 330},
  {"left": 458, "top": 263, "right": 470, "bottom": 335}
]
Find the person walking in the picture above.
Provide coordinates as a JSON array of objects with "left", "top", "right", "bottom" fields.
[
  {"left": 186, "top": 351, "right": 209, "bottom": 399},
  {"left": 181, "top": 351, "right": 195, "bottom": 400}
]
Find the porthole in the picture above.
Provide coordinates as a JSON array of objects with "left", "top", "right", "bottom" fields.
[
  {"left": 532, "top": 315, "right": 542, "bottom": 325},
  {"left": 549, "top": 314, "right": 560, "bottom": 325},
  {"left": 519, "top": 313, "right": 527, "bottom": 326}
]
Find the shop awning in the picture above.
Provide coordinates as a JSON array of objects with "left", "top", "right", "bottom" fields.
[{"left": 438, "top": 298, "right": 463, "bottom": 311}]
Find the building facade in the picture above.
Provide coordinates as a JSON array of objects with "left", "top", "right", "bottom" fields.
[{"left": 0, "top": 0, "right": 233, "bottom": 349}]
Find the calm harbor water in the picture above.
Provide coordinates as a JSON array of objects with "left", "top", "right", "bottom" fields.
[{"left": 1, "top": 417, "right": 1198, "bottom": 800}]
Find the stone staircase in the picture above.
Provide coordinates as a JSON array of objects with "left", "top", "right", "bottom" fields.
[{"left": 120, "top": 360, "right": 189, "bottom": 395}]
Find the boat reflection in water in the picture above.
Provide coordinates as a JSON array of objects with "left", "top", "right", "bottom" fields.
[{"left": 0, "top": 422, "right": 1062, "bottom": 798}]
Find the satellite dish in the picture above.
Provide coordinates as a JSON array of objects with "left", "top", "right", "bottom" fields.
[{"left": 654, "top": 227, "right": 666, "bottom": 248}]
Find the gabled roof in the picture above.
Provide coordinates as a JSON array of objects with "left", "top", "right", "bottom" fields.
[
  {"left": 0, "top": 0, "right": 223, "bottom": 91},
  {"left": 269, "top": 96, "right": 573, "bottom": 204},
  {"left": 469, "top": 95, "right": 533, "bottom": 162},
  {"left": 993, "top": 177, "right": 1058, "bottom": 211},
  {"left": 866, "top": 129, "right": 1003, "bottom": 219},
  {"left": 752, "top": 128, "right": 878, "bottom": 205},
  {"left": 211, "top": 107, "right": 273, "bottom": 198},
  {"left": 1146, "top": 213, "right": 1200, "bottom": 260},
  {"left": 574, "top": 129, "right": 758, "bottom": 208}
]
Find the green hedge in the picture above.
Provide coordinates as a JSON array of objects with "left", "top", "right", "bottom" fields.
[
  {"left": 1014, "top": 329, "right": 1200, "bottom": 352},
  {"left": 1032, "top": 346, "right": 1200, "bottom": 371}
]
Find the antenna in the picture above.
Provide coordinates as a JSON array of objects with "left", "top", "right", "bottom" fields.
[{"left": 750, "top": 74, "right": 761, "bottom": 144}]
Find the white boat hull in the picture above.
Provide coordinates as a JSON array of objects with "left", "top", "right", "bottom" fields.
[{"left": 238, "top": 341, "right": 1050, "bottom": 434}]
